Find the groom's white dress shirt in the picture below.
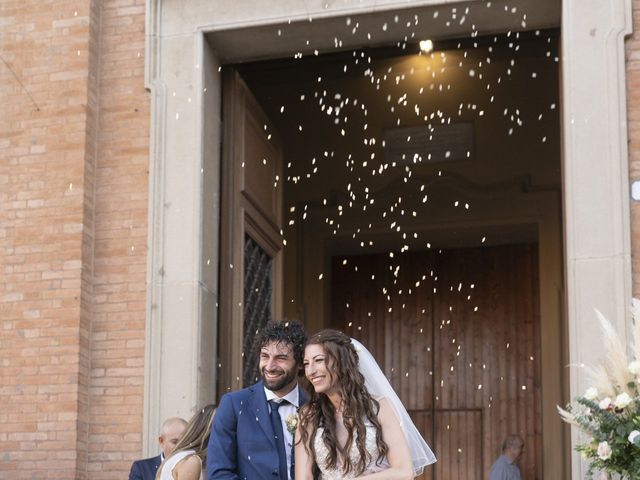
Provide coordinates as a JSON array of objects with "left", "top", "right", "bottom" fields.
[{"left": 265, "top": 385, "right": 300, "bottom": 480}]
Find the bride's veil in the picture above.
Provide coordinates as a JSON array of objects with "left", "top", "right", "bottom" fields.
[{"left": 351, "top": 338, "right": 437, "bottom": 475}]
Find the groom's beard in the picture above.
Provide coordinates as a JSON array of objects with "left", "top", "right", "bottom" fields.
[{"left": 262, "top": 366, "right": 297, "bottom": 392}]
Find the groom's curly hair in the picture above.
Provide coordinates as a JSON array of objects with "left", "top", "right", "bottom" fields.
[
  {"left": 258, "top": 319, "right": 307, "bottom": 367},
  {"left": 298, "top": 329, "right": 389, "bottom": 476}
]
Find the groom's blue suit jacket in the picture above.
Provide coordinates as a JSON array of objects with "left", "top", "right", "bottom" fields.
[{"left": 207, "top": 380, "right": 308, "bottom": 480}]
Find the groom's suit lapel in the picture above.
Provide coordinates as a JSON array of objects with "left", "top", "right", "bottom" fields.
[
  {"left": 249, "top": 381, "right": 308, "bottom": 448},
  {"left": 248, "top": 381, "right": 276, "bottom": 448}
]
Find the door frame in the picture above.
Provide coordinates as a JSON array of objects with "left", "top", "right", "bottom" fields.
[{"left": 143, "top": 2, "right": 633, "bottom": 478}]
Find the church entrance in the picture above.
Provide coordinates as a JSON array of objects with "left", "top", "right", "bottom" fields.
[{"left": 218, "top": 29, "right": 562, "bottom": 479}]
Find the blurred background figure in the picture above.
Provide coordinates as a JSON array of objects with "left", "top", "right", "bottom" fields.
[
  {"left": 157, "top": 405, "right": 217, "bottom": 480},
  {"left": 129, "top": 417, "right": 188, "bottom": 480},
  {"left": 489, "top": 435, "right": 524, "bottom": 480}
]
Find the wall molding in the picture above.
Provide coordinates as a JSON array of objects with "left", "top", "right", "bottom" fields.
[{"left": 561, "top": 0, "right": 633, "bottom": 477}]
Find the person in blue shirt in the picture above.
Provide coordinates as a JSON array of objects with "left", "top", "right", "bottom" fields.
[{"left": 489, "top": 435, "right": 524, "bottom": 480}]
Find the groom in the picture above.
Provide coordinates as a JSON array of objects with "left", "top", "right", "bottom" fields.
[{"left": 207, "top": 320, "right": 308, "bottom": 480}]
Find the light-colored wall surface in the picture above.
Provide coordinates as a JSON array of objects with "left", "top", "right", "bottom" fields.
[{"left": 561, "top": 0, "right": 633, "bottom": 476}]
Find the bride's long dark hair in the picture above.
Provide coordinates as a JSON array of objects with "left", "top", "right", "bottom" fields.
[{"left": 298, "top": 329, "right": 389, "bottom": 476}]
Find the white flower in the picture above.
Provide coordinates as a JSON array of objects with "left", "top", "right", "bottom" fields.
[
  {"left": 629, "top": 430, "right": 640, "bottom": 446},
  {"left": 285, "top": 413, "right": 298, "bottom": 436},
  {"left": 614, "top": 392, "right": 633, "bottom": 409},
  {"left": 598, "top": 397, "right": 612, "bottom": 410},
  {"left": 629, "top": 360, "right": 640, "bottom": 375},
  {"left": 597, "top": 441, "right": 612, "bottom": 460},
  {"left": 584, "top": 387, "right": 599, "bottom": 400}
]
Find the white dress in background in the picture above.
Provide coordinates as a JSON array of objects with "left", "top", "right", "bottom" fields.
[
  {"left": 157, "top": 450, "right": 203, "bottom": 480},
  {"left": 313, "top": 421, "right": 391, "bottom": 480}
]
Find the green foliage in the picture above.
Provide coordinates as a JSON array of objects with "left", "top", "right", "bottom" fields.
[
  {"left": 558, "top": 304, "right": 640, "bottom": 478},
  {"left": 562, "top": 390, "right": 640, "bottom": 478}
]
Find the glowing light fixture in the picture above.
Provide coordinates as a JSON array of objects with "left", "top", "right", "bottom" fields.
[{"left": 419, "top": 39, "right": 434, "bottom": 53}]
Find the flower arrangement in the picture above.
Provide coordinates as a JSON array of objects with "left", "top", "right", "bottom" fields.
[
  {"left": 285, "top": 412, "right": 298, "bottom": 436},
  {"left": 558, "top": 301, "right": 640, "bottom": 479}
]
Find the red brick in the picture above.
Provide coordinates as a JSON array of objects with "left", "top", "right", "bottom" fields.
[{"left": 0, "top": 0, "right": 148, "bottom": 477}]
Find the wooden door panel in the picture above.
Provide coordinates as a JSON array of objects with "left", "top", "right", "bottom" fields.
[
  {"left": 409, "top": 411, "right": 435, "bottom": 480},
  {"left": 406, "top": 410, "right": 483, "bottom": 480},
  {"left": 331, "top": 255, "right": 385, "bottom": 367},
  {"left": 219, "top": 69, "right": 284, "bottom": 394},
  {"left": 242, "top": 104, "right": 282, "bottom": 225},
  {"left": 331, "top": 245, "right": 542, "bottom": 479},
  {"left": 433, "top": 411, "right": 483, "bottom": 480},
  {"left": 332, "top": 252, "right": 437, "bottom": 411},
  {"left": 432, "top": 246, "right": 542, "bottom": 477}
]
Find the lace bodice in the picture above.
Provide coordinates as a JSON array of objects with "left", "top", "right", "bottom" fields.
[{"left": 313, "top": 421, "right": 390, "bottom": 479}]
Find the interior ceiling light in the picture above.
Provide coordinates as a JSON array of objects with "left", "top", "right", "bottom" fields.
[{"left": 419, "top": 39, "right": 434, "bottom": 53}]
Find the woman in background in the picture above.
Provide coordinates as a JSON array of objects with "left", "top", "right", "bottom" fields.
[{"left": 156, "top": 404, "right": 216, "bottom": 480}]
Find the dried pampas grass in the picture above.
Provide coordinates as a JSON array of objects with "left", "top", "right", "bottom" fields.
[{"left": 590, "top": 308, "right": 633, "bottom": 396}]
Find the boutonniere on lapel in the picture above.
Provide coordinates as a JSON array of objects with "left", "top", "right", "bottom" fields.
[{"left": 285, "top": 412, "right": 298, "bottom": 436}]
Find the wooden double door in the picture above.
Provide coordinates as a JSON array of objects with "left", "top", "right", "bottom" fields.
[{"left": 331, "top": 244, "right": 542, "bottom": 479}]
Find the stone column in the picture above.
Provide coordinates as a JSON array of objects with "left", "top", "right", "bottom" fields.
[
  {"left": 143, "top": 1, "right": 221, "bottom": 455},
  {"left": 561, "top": 0, "right": 633, "bottom": 477}
]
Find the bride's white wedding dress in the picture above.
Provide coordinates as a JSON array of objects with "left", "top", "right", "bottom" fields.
[
  {"left": 314, "top": 420, "right": 391, "bottom": 479},
  {"left": 157, "top": 450, "right": 203, "bottom": 480},
  {"left": 310, "top": 338, "right": 436, "bottom": 478}
]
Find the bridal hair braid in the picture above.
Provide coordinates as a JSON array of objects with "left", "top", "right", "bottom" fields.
[
  {"left": 299, "top": 330, "right": 389, "bottom": 476},
  {"left": 165, "top": 404, "right": 216, "bottom": 465}
]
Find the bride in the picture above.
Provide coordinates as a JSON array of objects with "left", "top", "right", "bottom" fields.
[{"left": 295, "top": 330, "right": 436, "bottom": 479}]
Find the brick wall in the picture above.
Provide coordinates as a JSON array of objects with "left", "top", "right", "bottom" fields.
[
  {"left": 628, "top": 0, "right": 640, "bottom": 297},
  {"left": 88, "top": 0, "right": 148, "bottom": 477},
  {"left": 0, "top": 0, "right": 148, "bottom": 478},
  {"left": 0, "top": 0, "right": 94, "bottom": 477}
]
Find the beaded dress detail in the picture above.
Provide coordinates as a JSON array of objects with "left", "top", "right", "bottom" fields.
[{"left": 313, "top": 421, "right": 390, "bottom": 479}]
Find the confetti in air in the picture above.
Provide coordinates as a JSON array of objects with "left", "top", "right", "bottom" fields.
[{"left": 229, "top": 5, "right": 558, "bottom": 468}]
